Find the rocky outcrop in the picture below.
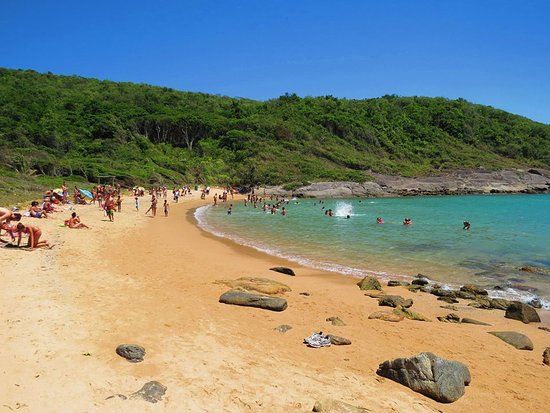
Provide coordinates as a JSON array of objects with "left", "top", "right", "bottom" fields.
[
  {"left": 387, "top": 280, "right": 410, "bottom": 287},
  {"left": 488, "top": 331, "right": 534, "bottom": 350},
  {"left": 368, "top": 310, "right": 404, "bottom": 322},
  {"left": 219, "top": 290, "right": 288, "bottom": 311},
  {"left": 376, "top": 352, "right": 471, "bottom": 403},
  {"left": 393, "top": 306, "right": 431, "bottom": 322},
  {"left": 116, "top": 344, "right": 145, "bottom": 363},
  {"left": 356, "top": 276, "right": 382, "bottom": 291},
  {"left": 264, "top": 169, "right": 550, "bottom": 198},
  {"left": 269, "top": 266, "right": 295, "bottom": 276},
  {"left": 437, "top": 313, "right": 461, "bottom": 323},
  {"left": 505, "top": 301, "right": 541, "bottom": 323},
  {"left": 460, "top": 284, "right": 488, "bottom": 296},
  {"left": 215, "top": 277, "right": 291, "bottom": 295},
  {"left": 543, "top": 347, "right": 550, "bottom": 366},
  {"left": 378, "top": 295, "right": 413, "bottom": 308}
]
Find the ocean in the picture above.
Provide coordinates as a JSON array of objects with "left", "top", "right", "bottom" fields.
[{"left": 195, "top": 194, "right": 550, "bottom": 308}]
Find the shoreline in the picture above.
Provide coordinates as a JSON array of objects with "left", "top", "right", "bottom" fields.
[{"left": 1, "top": 191, "right": 549, "bottom": 412}]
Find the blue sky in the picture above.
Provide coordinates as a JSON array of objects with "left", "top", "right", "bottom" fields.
[{"left": 1, "top": 0, "right": 549, "bottom": 123}]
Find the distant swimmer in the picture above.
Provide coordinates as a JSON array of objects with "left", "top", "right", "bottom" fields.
[
  {"left": 463, "top": 221, "right": 471, "bottom": 230},
  {"left": 346, "top": 215, "right": 350, "bottom": 219},
  {"left": 377, "top": 217, "right": 384, "bottom": 224},
  {"left": 403, "top": 218, "right": 412, "bottom": 225},
  {"left": 281, "top": 207, "right": 287, "bottom": 216}
]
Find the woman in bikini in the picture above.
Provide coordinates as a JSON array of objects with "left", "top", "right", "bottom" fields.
[{"left": 16, "top": 223, "right": 51, "bottom": 249}]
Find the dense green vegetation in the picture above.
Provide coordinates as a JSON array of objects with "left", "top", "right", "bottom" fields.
[{"left": 1, "top": 68, "right": 549, "bottom": 194}]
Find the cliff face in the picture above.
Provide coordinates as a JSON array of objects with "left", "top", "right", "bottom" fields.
[{"left": 265, "top": 169, "right": 550, "bottom": 198}]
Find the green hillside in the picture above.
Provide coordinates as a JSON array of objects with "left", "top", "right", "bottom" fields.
[{"left": 1, "top": 68, "right": 549, "bottom": 192}]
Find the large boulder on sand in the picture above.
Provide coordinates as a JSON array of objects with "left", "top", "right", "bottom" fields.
[
  {"left": 378, "top": 295, "right": 413, "bottom": 308},
  {"left": 356, "top": 276, "right": 382, "bottom": 291},
  {"left": 504, "top": 301, "right": 541, "bottom": 323},
  {"left": 215, "top": 277, "right": 291, "bottom": 295},
  {"left": 488, "top": 331, "right": 534, "bottom": 350},
  {"left": 219, "top": 290, "right": 288, "bottom": 311},
  {"left": 376, "top": 352, "right": 471, "bottom": 403}
]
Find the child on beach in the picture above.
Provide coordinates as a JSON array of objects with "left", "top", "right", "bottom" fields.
[
  {"left": 135, "top": 196, "right": 139, "bottom": 211},
  {"left": 163, "top": 200, "right": 169, "bottom": 217}
]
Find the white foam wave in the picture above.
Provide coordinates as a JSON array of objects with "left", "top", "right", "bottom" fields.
[{"left": 333, "top": 201, "right": 353, "bottom": 217}]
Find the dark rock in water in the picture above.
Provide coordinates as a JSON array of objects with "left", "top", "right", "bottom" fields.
[
  {"left": 505, "top": 301, "right": 541, "bottom": 323},
  {"left": 378, "top": 295, "right": 413, "bottom": 308},
  {"left": 416, "top": 273, "right": 431, "bottom": 280},
  {"left": 528, "top": 298, "right": 542, "bottom": 309},
  {"left": 387, "top": 280, "right": 410, "bottom": 287},
  {"left": 543, "top": 347, "right": 550, "bottom": 366},
  {"left": 461, "top": 318, "right": 491, "bottom": 326},
  {"left": 539, "top": 326, "right": 550, "bottom": 333},
  {"left": 437, "top": 313, "right": 461, "bottom": 323},
  {"left": 460, "top": 284, "right": 488, "bottom": 296},
  {"left": 274, "top": 324, "right": 292, "bottom": 333},
  {"left": 438, "top": 296, "right": 459, "bottom": 304},
  {"left": 412, "top": 278, "right": 429, "bottom": 286},
  {"left": 519, "top": 266, "right": 550, "bottom": 274},
  {"left": 327, "top": 334, "right": 352, "bottom": 345},
  {"left": 376, "top": 352, "right": 471, "bottom": 403},
  {"left": 493, "top": 285, "right": 505, "bottom": 291},
  {"left": 130, "top": 381, "right": 167, "bottom": 403},
  {"left": 269, "top": 266, "right": 295, "bottom": 276},
  {"left": 326, "top": 316, "right": 346, "bottom": 326},
  {"left": 488, "top": 331, "right": 534, "bottom": 350},
  {"left": 219, "top": 290, "right": 288, "bottom": 311},
  {"left": 356, "top": 276, "right": 382, "bottom": 291},
  {"left": 405, "top": 284, "right": 424, "bottom": 293},
  {"left": 368, "top": 310, "right": 404, "bottom": 322},
  {"left": 116, "top": 344, "right": 145, "bottom": 363},
  {"left": 312, "top": 399, "right": 369, "bottom": 412}
]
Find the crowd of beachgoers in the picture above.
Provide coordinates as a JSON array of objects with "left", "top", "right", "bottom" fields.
[{"left": 0, "top": 182, "right": 219, "bottom": 250}]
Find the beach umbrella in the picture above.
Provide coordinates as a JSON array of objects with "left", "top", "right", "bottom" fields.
[
  {"left": 79, "top": 188, "right": 93, "bottom": 198},
  {"left": 53, "top": 188, "right": 63, "bottom": 195}
]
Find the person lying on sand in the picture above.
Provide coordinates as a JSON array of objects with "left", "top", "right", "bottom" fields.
[
  {"left": 16, "top": 223, "right": 52, "bottom": 249},
  {"left": 66, "top": 212, "right": 90, "bottom": 229}
]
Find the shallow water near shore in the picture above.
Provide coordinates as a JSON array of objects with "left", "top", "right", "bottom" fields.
[{"left": 196, "top": 194, "right": 550, "bottom": 308}]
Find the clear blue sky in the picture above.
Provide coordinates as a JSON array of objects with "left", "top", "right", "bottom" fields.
[{"left": 1, "top": 0, "right": 549, "bottom": 124}]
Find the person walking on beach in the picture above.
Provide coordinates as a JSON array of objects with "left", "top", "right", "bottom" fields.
[
  {"left": 163, "top": 200, "right": 169, "bottom": 217},
  {"left": 135, "top": 196, "right": 139, "bottom": 212}
]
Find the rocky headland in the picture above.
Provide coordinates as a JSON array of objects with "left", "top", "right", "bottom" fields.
[{"left": 265, "top": 168, "right": 550, "bottom": 198}]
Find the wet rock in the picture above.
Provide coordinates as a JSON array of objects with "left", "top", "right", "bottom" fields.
[
  {"left": 416, "top": 273, "right": 431, "bottom": 280},
  {"left": 393, "top": 306, "right": 431, "bottom": 322},
  {"left": 219, "top": 290, "right": 288, "bottom": 312},
  {"left": 327, "top": 334, "right": 352, "bottom": 346},
  {"left": 387, "top": 280, "right": 410, "bottom": 287},
  {"left": 269, "top": 266, "right": 295, "bottom": 276},
  {"left": 368, "top": 310, "right": 404, "bottom": 322},
  {"left": 488, "top": 331, "right": 534, "bottom": 350},
  {"left": 378, "top": 295, "right": 413, "bottom": 308},
  {"left": 437, "top": 313, "right": 461, "bottom": 323},
  {"left": 460, "top": 284, "right": 488, "bottom": 296},
  {"left": 505, "top": 301, "right": 541, "bottom": 323},
  {"left": 431, "top": 288, "right": 457, "bottom": 298},
  {"left": 130, "top": 381, "right": 167, "bottom": 403},
  {"left": 274, "top": 324, "right": 292, "bottom": 333},
  {"left": 412, "top": 278, "right": 429, "bottom": 286},
  {"left": 404, "top": 284, "right": 424, "bottom": 293},
  {"left": 489, "top": 298, "right": 512, "bottom": 310},
  {"left": 543, "top": 347, "right": 550, "bottom": 366},
  {"left": 326, "top": 316, "right": 346, "bottom": 326},
  {"left": 376, "top": 352, "right": 471, "bottom": 403},
  {"left": 215, "top": 277, "right": 291, "bottom": 295},
  {"left": 312, "top": 399, "right": 369, "bottom": 412},
  {"left": 455, "top": 290, "right": 477, "bottom": 300},
  {"left": 528, "top": 298, "right": 542, "bottom": 309},
  {"left": 356, "top": 276, "right": 382, "bottom": 291},
  {"left": 116, "top": 344, "right": 145, "bottom": 363},
  {"left": 461, "top": 318, "right": 491, "bottom": 326},
  {"left": 438, "top": 296, "right": 459, "bottom": 304}
]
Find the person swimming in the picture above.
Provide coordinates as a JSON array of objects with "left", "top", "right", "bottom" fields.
[
  {"left": 403, "top": 218, "right": 412, "bottom": 225},
  {"left": 463, "top": 221, "right": 471, "bottom": 230},
  {"left": 376, "top": 217, "right": 384, "bottom": 224}
]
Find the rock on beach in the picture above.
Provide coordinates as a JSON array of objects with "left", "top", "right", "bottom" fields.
[
  {"left": 488, "top": 331, "right": 534, "bottom": 350},
  {"left": 356, "top": 276, "right": 382, "bottom": 291},
  {"left": 376, "top": 352, "right": 471, "bottom": 403},
  {"left": 219, "top": 290, "right": 288, "bottom": 311}
]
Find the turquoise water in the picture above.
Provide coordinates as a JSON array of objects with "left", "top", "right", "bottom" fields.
[{"left": 195, "top": 194, "right": 550, "bottom": 308}]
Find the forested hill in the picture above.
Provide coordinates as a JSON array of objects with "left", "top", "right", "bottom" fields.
[{"left": 1, "top": 68, "right": 549, "bottom": 187}]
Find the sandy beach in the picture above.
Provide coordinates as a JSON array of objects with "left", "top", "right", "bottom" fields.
[{"left": 1, "top": 191, "right": 549, "bottom": 413}]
